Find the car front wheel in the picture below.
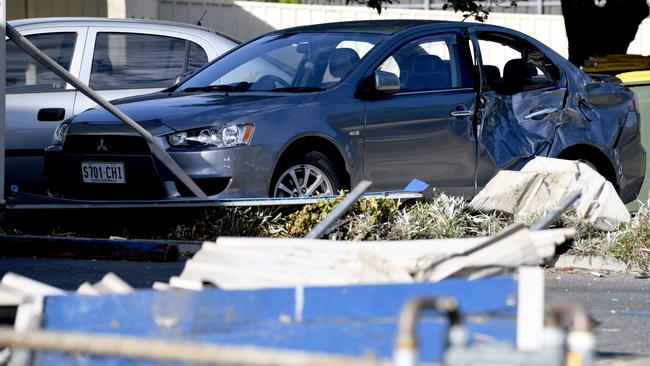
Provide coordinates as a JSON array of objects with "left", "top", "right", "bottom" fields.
[{"left": 272, "top": 151, "right": 342, "bottom": 198}]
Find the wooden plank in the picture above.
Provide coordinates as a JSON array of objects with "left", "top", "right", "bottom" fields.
[{"left": 196, "top": 227, "right": 572, "bottom": 287}]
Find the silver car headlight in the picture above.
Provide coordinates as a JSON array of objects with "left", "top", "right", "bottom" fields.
[
  {"left": 167, "top": 123, "right": 254, "bottom": 148},
  {"left": 52, "top": 121, "right": 70, "bottom": 146}
]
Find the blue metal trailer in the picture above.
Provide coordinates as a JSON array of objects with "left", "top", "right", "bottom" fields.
[{"left": 27, "top": 277, "right": 518, "bottom": 365}]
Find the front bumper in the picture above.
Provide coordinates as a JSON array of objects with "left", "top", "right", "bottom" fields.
[{"left": 45, "top": 142, "right": 281, "bottom": 200}]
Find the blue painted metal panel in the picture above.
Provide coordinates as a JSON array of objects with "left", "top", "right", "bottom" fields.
[{"left": 36, "top": 278, "right": 518, "bottom": 365}]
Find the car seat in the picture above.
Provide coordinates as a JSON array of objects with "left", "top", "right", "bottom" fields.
[
  {"left": 404, "top": 54, "right": 452, "bottom": 91},
  {"left": 502, "top": 58, "right": 538, "bottom": 95},
  {"left": 482, "top": 64, "right": 503, "bottom": 91}
]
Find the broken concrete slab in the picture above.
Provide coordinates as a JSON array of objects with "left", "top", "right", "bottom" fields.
[
  {"left": 470, "top": 157, "right": 629, "bottom": 231},
  {"left": 170, "top": 225, "right": 574, "bottom": 290}
]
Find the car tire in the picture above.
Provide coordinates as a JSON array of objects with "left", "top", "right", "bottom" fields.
[{"left": 272, "top": 151, "right": 343, "bottom": 198}]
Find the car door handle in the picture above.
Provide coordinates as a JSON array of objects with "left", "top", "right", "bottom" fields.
[
  {"left": 524, "top": 107, "right": 559, "bottom": 120},
  {"left": 37, "top": 108, "right": 66, "bottom": 122},
  {"left": 450, "top": 109, "right": 473, "bottom": 118}
]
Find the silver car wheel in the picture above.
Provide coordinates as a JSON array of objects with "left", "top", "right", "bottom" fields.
[{"left": 273, "top": 164, "right": 334, "bottom": 198}]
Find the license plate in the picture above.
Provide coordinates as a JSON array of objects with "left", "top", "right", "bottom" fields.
[{"left": 81, "top": 162, "right": 125, "bottom": 184}]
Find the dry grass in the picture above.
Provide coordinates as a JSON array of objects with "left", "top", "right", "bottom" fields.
[{"left": 166, "top": 192, "right": 650, "bottom": 271}]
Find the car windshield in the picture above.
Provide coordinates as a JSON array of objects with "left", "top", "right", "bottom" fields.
[{"left": 178, "top": 32, "right": 385, "bottom": 93}]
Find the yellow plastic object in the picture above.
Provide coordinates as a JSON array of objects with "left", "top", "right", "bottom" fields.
[
  {"left": 582, "top": 54, "right": 650, "bottom": 74},
  {"left": 617, "top": 70, "right": 650, "bottom": 84}
]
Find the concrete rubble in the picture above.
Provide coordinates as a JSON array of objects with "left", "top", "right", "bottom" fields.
[
  {"left": 0, "top": 224, "right": 575, "bottom": 295},
  {"left": 470, "top": 157, "right": 630, "bottom": 231},
  {"left": 161, "top": 224, "right": 574, "bottom": 290}
]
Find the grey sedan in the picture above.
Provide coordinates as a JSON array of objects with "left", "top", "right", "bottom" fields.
[{"left": 45, "top": 20, "right": 645, "bottom": 202}]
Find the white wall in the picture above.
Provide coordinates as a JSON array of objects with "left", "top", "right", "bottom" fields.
[{"left": 144, "top": 1, "right": 650, "bottom": 59}]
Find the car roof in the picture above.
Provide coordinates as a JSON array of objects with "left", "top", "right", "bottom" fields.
[
  {"left": 274, "top": 19, "right": 471, "bottom": 35},
  {"left": 9, "top": 17, "right": 241, "bottom": 43}
]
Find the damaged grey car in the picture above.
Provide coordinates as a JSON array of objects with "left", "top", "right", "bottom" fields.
[{"left": 45, "top": 20, "right": 645, "bottom": 202}]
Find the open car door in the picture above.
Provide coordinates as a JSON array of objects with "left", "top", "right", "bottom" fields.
[{"left": 469, "top": 29, "right": 569, "bottom": 192}]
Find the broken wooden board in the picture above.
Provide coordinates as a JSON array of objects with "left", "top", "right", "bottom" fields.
[{"left": 172, "top": 225, "right": 574, "bottom": 290}]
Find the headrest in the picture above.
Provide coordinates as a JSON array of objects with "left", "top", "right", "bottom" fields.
[
  {"left": 411, "top": 55, "right": 443, "bottom": 73},
  {"left": 329, "top": 48, "right": 360, "bottom": 78},
  {"left": 503, "top": 58, "right": 538, "bottom": 82},
  {"left": 483, "top": 65, "right": 501, "bottom": 80}
]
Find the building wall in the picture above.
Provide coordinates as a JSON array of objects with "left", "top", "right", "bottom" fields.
[
  {"left": 7, "top": 0, "right": 650, "bottom": 59},
  {"left": 150, "top": 0, "right": 650, "bottom": 59},
  {"left": 7, "top": 0, "right": 107, "bottom": 19}
]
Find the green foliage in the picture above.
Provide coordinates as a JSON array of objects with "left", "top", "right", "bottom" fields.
[
  {"left": 607, "top": 203, "right": 650, "bottom": 271},
  {"left": 350, "top": 0, "right": 518, "bottom": 20},
  {"left": 284, "top": 196, "right": 343, "bottom": 237},
  {"left": 560, "top": 204, "right": 650, "bottom": 272},
  {"left": 442, "top": 0, "right": 518, "bottom": 21}
]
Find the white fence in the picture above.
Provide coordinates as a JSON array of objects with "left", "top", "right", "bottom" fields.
[{"left": 142, "top": 1, "right": 650, "bottom": 59}]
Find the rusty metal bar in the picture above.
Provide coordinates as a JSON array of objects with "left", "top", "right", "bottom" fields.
[{"left": 0, "top": 327, "right": 394, "bottom": 366}]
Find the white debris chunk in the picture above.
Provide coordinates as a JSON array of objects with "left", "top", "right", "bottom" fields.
[
  {"left": 73, "top": 273, "right": 134, "bottom": 295},
  {"left": 168, "top": 226, "right": 574, "bottom": 290},
  {"left": 470, "top": 157, "right": 629, "bottom": 231}
]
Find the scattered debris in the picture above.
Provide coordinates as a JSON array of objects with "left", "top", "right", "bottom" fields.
[
  {"left": 470, "top": 157, "right": 630, "bottom": 231},
  {"left": 76, "top": 273, "right": 134, "bottom": 295},
  {"left": 166, "top": 224, "right": 574, "bottom": 290}
]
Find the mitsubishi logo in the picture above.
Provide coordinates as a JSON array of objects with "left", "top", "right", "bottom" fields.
[{"left": 97, "top": 137, "right": 108, "bottom": 152}]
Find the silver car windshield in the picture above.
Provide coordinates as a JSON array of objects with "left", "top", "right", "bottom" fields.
[{"left": 178, "top": 32, "right": 385, "bottom": 92}]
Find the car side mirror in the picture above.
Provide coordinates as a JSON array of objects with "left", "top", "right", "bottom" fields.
[{"left": 374, "top": 70, "right": 401, "bottom": 95}]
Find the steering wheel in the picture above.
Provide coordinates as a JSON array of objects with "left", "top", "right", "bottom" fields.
[{"left": 252, "top": 75, "right": 290, "bottom": 90}]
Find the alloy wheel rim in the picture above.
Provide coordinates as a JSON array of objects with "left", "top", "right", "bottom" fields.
[{"left": 273, "top": 164, "right": 334, "bottom": 198}]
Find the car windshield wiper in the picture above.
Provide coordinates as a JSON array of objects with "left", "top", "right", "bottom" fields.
[
  {"left": 183, "top": 82, "right": 252, "bottom": 93},
  {"left": 268, "top": 86, "right": 325, "bottom": 93}
]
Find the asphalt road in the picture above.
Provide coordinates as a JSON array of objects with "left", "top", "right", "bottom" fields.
[
  {"left": 546, "top": 269, "right": 650, "bottom": 358},
  {"left": 0, "top": 257, "right": 649, "bottom": 359}
]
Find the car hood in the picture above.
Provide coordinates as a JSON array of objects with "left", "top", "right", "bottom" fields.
[{"left": 71, "top": 92, "right": 319, "bottom": 134}]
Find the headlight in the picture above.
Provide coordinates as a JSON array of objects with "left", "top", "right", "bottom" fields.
[
  {"left": 168, "top": 123, "right": 254, "bottom": 148},
  {"left": 52, "top": 121, "right": 70, "bottom": 146}
]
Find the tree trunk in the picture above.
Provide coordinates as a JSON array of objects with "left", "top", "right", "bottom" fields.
[{"left": 562, "top": 0, "right": 649, "bottom": 67}]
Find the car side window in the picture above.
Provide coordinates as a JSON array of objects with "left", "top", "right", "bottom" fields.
[
  {"left": 187, "top": 42, "right": 209, "bottom": 72},
  {"left": 6, "top": 32, "right": 76, "bottom": 93},
  {"left": 377, "top": 34, "right": 466, "bottom": 92},
  {"left": 477, "top": 34, "right": 560, "bottom": 95},
  {"left": 90, "top": 32, "right": 188, "bottom": 89}
]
